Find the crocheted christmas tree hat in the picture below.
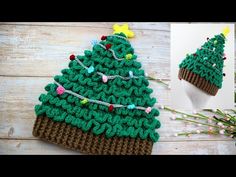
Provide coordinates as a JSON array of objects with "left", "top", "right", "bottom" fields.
[
  {"left": 33, "top": 24, "right": 161, "bottom": 155},
  {"left": 178, "top": 27, "right": 230, "bottom": 96}
]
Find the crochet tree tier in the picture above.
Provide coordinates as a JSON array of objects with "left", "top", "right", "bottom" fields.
[
  {"left": 178, "top": 27, "right": 229, "bottom": 96},
  {"left": 33, "top": 24, "right": 161, "bottom": 155}
]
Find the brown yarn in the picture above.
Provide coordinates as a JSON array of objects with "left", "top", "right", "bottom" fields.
[
  {"left": 121, "top": 138, "right": 129, "bottom": 155},
  {"left": 133, "top": 138, "right": 140, "bottom": 155},
  {"left": 102, "top": 137, "right": 112, "bottom": 155},
  {"left": 115, "top": 138, "right": 123, "bottom": 155},
  {"left": 127, "top": 138, "right": 135, "bottom": 155},
  {"left": 32, "top": 116, "right": 153, "bottom": 155},
  {"left": 97, "top": 135, "right": 105, "bottom": 154},
  {"left": 90, "top": 135, "right": 99, "bottom": 154},
  {"left": 178, "top": 68, "right": 219, "bottom": 96}
]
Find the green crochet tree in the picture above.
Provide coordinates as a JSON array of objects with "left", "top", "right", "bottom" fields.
[
  {"left": 33, "top": 24, "right": 161, "bottom": 155},
  {"left": 178, "top": 27, "right": 230, "bottom": 96}
]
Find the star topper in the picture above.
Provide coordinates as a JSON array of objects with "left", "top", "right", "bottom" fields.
[
  {"left": 113, "top": 24, "right": 135, "bottom": 38},
  {"left": 222, "top": 26, "right": 230, "bottom": 37}
]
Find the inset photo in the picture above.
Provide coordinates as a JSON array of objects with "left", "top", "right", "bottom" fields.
[{"left": 171, "top": 23, "right": 235, "bottom": 110}]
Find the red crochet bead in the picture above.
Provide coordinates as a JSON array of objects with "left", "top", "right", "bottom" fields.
[
  {"left": 223, "top": 57, "right": 226, "bottom": 60},
  {"left": 193, "top": 53, "right": 197, "bottom": 57},
  {"left": 69, "top": 54, "right": 75, "bottom": 60},
  {"left": 105, "top": 44, "right": 112, "bottom": 50},
  {"left": 108, "top": 105, "right": 114, "bottom": 112},
  {"left": 101, "top": 36, "right": 107, "bottom": 40}
]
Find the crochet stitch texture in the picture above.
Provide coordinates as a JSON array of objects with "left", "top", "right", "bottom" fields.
[
  {"left": 33, "top": 31, "right": 161, "bottom": 155},
  {"left": 178, "top": 32, "right": 227, "bottom": 96}
]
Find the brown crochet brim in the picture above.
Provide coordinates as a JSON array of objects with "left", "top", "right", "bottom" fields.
[
  {"left": 32, "top": 116, "right": 153, "bottom": 155},
  {"left": 178, "top": 68, "right": 219, "bottom": 96}
]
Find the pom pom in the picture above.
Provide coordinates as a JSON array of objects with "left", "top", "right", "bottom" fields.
[
  {"left": 108, "top": 105, "right": 114, "bottom": 112},
  {"left": 129, "top": 71, "right": 134, "bottom": 78},
  {"left": 69, "top": 54, "right": 75, "bottom": 61},
  {"left": 87, "top": 66, "right": 95, "bottom": 74},
  {"left": 145, "top": 107, "right": 152, "bottom": 114},
  {"left": 196, "top": 130, "right": 201, "bottom": 134},
  {"left": 102, "top": 75, "right": 108, "bottom": 83},
  {"left": 105, "top": 44, "right": 112, "bottom": 50},
  {"left": 56, "top": 86, "right": 65, "bottom": 95},
  {"left": 127, "top": 104, "right": 135, "bottom": 109},
  {"left": 80, "top": 98, "right": 88, "bottom": 105},
  {"left": 125, "top": 53, "right": 133, "bottom": 60},
  {"left": 101, "top": 36, "right": 107, "bottom": 40}
]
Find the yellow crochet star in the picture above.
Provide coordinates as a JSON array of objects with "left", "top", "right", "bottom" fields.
[
  {"left": 222, "top": 26, "right": 230, "bottom": 37},
  {"left": 113, "top": 24, "right": 135, "bottom": 38}
]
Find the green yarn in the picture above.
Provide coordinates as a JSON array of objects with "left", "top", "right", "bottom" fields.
[
  {"left": 35, "top": 33, "right": 161, "bottom": 142},
  {"left": 179, "top": 33, "right": 226, "bottom": 88}
]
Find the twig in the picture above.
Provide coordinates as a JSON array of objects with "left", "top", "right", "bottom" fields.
[{"left": 146, "top": 76, "right": 169, "bottom": 87}]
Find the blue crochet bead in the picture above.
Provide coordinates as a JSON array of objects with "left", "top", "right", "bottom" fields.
[
  {"left": 87, "top": 66, "right": 95, "bottom": 74},
  {"left": 91, "top": 40, "right": 98, "bottom": 46},
  {"left": 127, "top": 104, "right": 135, "bottom": 109},
  {"left": 129, "top": 71, "right": 134, "bottom": 78}
]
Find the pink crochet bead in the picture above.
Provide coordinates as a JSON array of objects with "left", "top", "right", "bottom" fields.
[
  {"left": 56, "top": 86, "right": 65, "bottom": 95},
  {"left": 102, "top": 75, "right": 108, "bottom": 83},
  {"left": 145, "top": 107, "right": 152, "bottom": 114}
]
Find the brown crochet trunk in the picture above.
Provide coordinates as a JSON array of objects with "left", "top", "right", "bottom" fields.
[
  {"left": 32, "top": 116, "right": 153, "bottom": 155},
  {"left": 178, "top": 68, "right": 219, "bottom": 96}
]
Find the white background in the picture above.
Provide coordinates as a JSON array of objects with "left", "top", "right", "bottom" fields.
[{"left": 171, "top": 23, "right": 235, "bottom": 109}]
